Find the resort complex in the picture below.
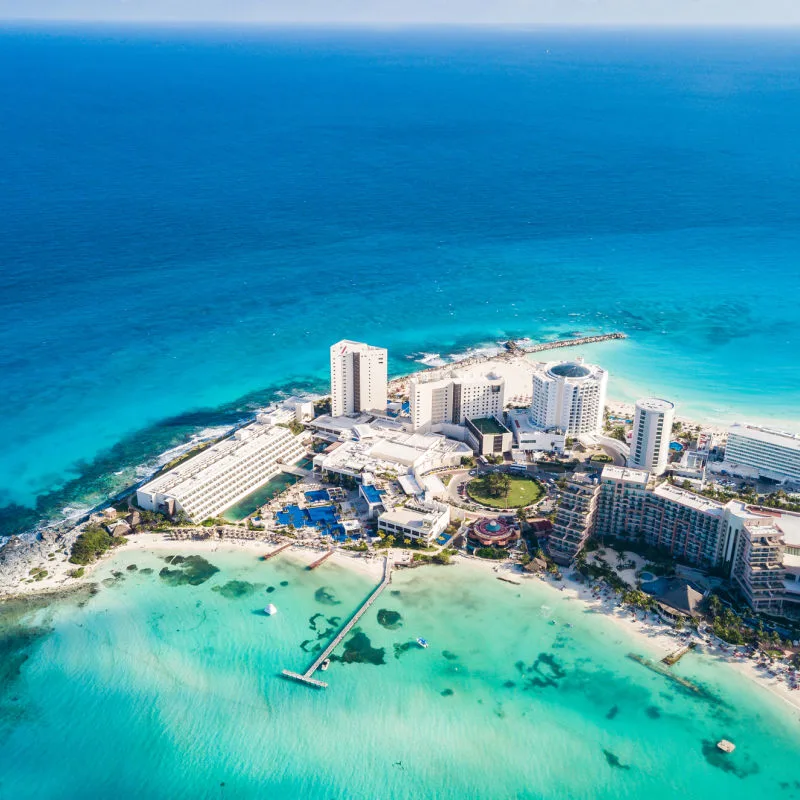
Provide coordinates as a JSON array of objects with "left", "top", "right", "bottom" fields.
[
  {"left": 136, "top": 419, "right": 305, "bottom": 521},
  {"left": 129, "top": 335, "right": 800, "bottom": 625}
]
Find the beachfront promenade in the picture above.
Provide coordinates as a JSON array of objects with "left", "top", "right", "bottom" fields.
[{"left": 282, "top": 555, "right": 393, "bottom": 688}]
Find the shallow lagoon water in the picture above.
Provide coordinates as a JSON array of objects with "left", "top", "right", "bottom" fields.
[{"left": 1, "top": 551, "right": 798, "bottom": 799}]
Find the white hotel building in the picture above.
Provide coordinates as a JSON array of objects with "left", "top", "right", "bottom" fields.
[
  {"left": 378, "top": 499, "right": 451, "bottom": 544},
  {"left": 723, "top": 424, "right": 800, "bottom": 485},
  {"left": 627, "top": 398, "right": 675, "bottom": 477},
  {"left": 530, "top": 360, "right": 608, "bottom": 437},
  {"left": 137, "top": 421, "right": 304, "bottom": 522},
  {"left": 408, "top": 371, "right": 505, "bottom": 433},
  {"left": 330, "top": 340, "right": 388, "bottom": 418}
]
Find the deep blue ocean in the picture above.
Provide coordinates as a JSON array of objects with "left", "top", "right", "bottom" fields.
[{"left": 1, "top": 26, "right": 799, "bottom": 535}]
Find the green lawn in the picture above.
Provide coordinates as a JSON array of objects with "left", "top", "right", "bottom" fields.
[{"left": 467, "top": 475, "right": 544, "bottom": 509}]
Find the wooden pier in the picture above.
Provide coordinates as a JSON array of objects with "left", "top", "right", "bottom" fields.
[
  {"left": 282, "top": 556, "right": 392, "bottom": 689},
  {"left": 307, "top": 549, "right": 335, "bottom": 570},
  {"left": 261, "top": 542, "right": 292, "bottom": 561}
]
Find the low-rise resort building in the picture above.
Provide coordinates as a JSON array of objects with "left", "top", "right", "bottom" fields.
[
  {"left": 377, "top": 499, "right": 450, "bottom": 544},
  {"left": 137, "top": 420, "right": 304, "bottom": 521},
  {"left": 469, "top": 517, "right": 519, "bottom": 548}
]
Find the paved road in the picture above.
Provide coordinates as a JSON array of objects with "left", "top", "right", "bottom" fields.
[{"left": 597, "top": 436, "right": 629, "bottom": 467}]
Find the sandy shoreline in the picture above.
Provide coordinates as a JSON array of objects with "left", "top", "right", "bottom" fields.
[
  {"left": 3, "top": 533, "right": 799, "bottom": 717},
  {"left": 466, "top": 556, "right": 800, "bottom": 716}
]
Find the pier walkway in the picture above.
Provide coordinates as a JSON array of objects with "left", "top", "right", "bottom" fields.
[
  {"left": 282, "top": 556, "right": 392, "bottom": 689},
  {"left": 281, "top": 464, "right": 312, "bottom": 478},
  {"left": 307, "top": 548, "right": 335, "bottom": 570},
  {"left": 261, "top": 542, "right": 292, "bottom": 561}
]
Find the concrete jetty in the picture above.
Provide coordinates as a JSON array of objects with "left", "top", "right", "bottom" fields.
[
  {"left": 282, "top": 556, "right": 392, "bottom": 689},
  {"left": 662, "top": 642, "right": 697, "bottom": 666},
  {"left": 508, "top": 332, "right": 626, "bottom": 355}
]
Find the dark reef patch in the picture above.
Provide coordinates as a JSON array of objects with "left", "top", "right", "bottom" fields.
[
  {"left": 516, "top": 653, "right": 567, "bottom": 690},
  {"left": 440, "top": 688, "right": 454, "bottom": 697},
  {"left": 701, "top": 741, "right": 760, "bottom": 778},
  {"left": 394, "top": 641, "right": 418, "bottom": 659},
  {"left": 280, "top": 580, "right": 289, "bottom": 587},
  {"left": 102, "top": 572, "right": 125, "bottom": 587},
  {"left": 645, "top": 706, "right": 661, "bottom": 719},
  {"left": 503, "top": 680, "right": 516, "bottom": 689},
  {"left": 333, "top": 631, "right": 385, "bottom": 666},
  {"left": 139, "top": 567, "right": 154, "bottom": 575},
  {"left": 314, "top": 586, "right": 341, "bottom": 606},
  {"left": 266, "top": 586, "right": 276, "bottom": 593},
  {"left": 606, "top": 705, "right": 620, "bottom": 720},
  {"left": 377, "top": 609, "right": 402, "bottom": 630},
  {"left": 212, "top": 580, "right": 259, "bottom": 599},
  {"left": 306, "top": 613, "right": 340, "bottom": 641},
  {"left": 603, "top": 750, "right": 630, "bottom": 770},
  {"left": 389, "top": 590, "right": 402, "bottom": 597},
  {"left": 441, "top": 650, "right": 459, "bottom": 661},
  {"left": 125, "top": 564, "right": 138, "bottom": 571},
  {"left": 159, "top": 555, "right": 219, "bottom": 587}
]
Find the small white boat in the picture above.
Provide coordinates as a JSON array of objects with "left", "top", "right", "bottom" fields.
[
  {"left": 264, "top": 603, "right": 278, "bottom": 616},
  {"left": 320, "top": 658, "right": 331, "bottom": 671},
  {"left": 416, "top": 637, "right": 429, "bottom": 649},
  {"left": 716, "top": 739, "right": 735, "bottom": 753}
]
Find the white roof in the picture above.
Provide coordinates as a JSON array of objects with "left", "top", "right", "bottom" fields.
[
  {"left": 398, "top": 474, "right": 423, "bottom": 496},
  {"left": 728, "top": 423, "right": 800, "bottom": 450},
  {"left": 379, "top": 503, "right": 447, "bottom": 530},
  {"left": 636, "top": 397, "right": 675, "bottom": 413},
  {"left": 653, "top": 483, "right": 724, "bottom": 515},
  {"left": 601, "top": 465, "right": 649, "bottom": 484}
]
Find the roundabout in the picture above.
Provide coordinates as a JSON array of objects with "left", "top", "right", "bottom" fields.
[{"left": 465, "top": 472, "right": 544, "bottom": 509}]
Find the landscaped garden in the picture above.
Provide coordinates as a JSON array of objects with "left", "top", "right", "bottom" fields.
[{"left": 466, "top": 473, "right": 544, "bottom": 509}]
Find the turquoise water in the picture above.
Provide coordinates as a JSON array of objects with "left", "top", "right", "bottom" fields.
[
  {"left": 2, "top": 28, "right": 800, "bottom": 535},
  {"left": 2, "top": 549, "right": 798, "bottom": 798}
]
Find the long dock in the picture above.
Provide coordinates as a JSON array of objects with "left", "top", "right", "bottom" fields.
[
  {"left": 261, "top": 542, "right": 292, "bottom": 561},
  {"left": 282, "top": 556, "right": 392, "bottom": 689},
  {"left": 507, "top": 332, "right": 626, "bottom": 355},
  {"left": 307, "top": 548, "right": 335, "bottom": 570}
]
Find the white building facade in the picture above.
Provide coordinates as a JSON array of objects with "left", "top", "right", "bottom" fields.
[
  {"left": 724, "top": 424, "right": 800, "bottom": 484},
  {"left": 530, "top": 361, "right": 608, "bottom": 437},
  {"left": 330, "top": 340, "right": 388, "bottom": 418},
  {"left": 627, "top": 398, "right": 675, "bottom": 477},
  {"left": 409, "top": 372, "right": 505, "bottom": 432},
  {"left": 137, "top": 423, "right": 304, "bottom": 521},
  {"left": 378, "top": 500, "right": 450, "bottom": 543}
]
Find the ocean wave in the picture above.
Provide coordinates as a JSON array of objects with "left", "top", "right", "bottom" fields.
[
  {"left": 133, "top": 424, "right": 235, "bottom": 480},
  {"left": 447, "top": 343, "right": 506, "bottom": 363},
  {"left": 414, "top": 352, "right": 449, "bottom": 367}
]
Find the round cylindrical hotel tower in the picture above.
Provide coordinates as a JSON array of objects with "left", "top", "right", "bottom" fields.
[
  {"left": 530, "top": 360, "right": 608, "bottom": 437},
  {"left": 627, "top": 397, "right": 675, "bottom": 476}
]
